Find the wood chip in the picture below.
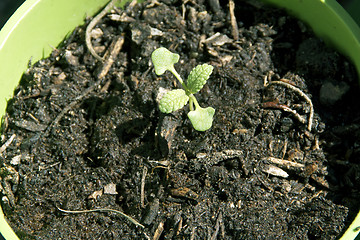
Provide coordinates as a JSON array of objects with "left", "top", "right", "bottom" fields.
[
  {"left": 0, "top": 134, "right": 16, "bottom": 155},
  {"left": 88, "top": 189, "right": 103, "bottom": 200},
  {"left": 203, "top": 32, "right": 232, "bottom": 46},
  {"left": 10, "top": 154, "right": 21, "bottom": 165},
  {"left": 262, "top": 164, "right": 289, "bottom": 178},
  {"left": 14, "top": 120, "right": 47, "bottom": 132},
  {"left": 152, "top": 221, "right": 164, "bottom": 240},
  {"left": 170, "top": 187, "right": 199, "bottom": 200},
  {"left": 265, "top": 156, "right": 305, "bottom": 169}
]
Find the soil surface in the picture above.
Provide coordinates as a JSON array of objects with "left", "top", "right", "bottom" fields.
[{"left": 1, "top": 0, "right": 359, "bottom": 239}]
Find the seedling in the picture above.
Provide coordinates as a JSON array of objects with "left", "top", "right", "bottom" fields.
[{"left": 151, "top": 47, "right": 215, "bottom": 131}]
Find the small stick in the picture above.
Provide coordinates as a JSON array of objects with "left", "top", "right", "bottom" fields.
[
  {"left": 86, "top": 0, "right": 117, "bottom": 62},
  {"left": 57, "top": 206, "right": 145, "bottom": 228},
  {"left": 281, "top": 139, "right": 288, "bottom": 160},
  {"left": 141, "top": 166, "right": 148, "bottom": 208},
  {"left": 210, "top": 212, "right": 223, "bottom": 240},
  {"left": 265, "top": 156, "right": 305, "bottom": 169},
  {"left": 262, "top": 101, "right": 307, "bottom": 124},
  {"left": 176, "top": 217, "right": 183, "bottom": 235},
  {"left": 190, "top": 226, "right": 196, "bottom": 240},
  {"left": 267, "top": 80, "right": 314, "bottom": 131},
  {"left": 152, "top": 221, "right": 164, "bottom": 240},
  {"left": 0, "top": 134, "right": 16, "bottom": 155},
  {"left": 97, "top": 35, "right": 125, "bottom": 79},
  {"left": 263, "top": 70, "right": 275, "bottom": 87},
  {"left": 229, "top": 0, "right": 238, "bottom": 40}
]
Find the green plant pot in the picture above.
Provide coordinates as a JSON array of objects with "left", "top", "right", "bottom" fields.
[{"left": 0, "top": 0, "right": 359, "bottom": 239}]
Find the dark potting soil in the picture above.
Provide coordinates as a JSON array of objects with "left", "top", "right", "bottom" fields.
[{"left": 1, "top": 0, "right": 359, "bottom": 239}]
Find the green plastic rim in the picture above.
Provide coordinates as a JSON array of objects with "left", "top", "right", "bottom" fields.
[
  {"left": 0, "top": 0, "right": 111, "bottom": 239},
  {"left": 261, "top": 0, "right": 360, "bottom": 82},
  {"left": 0, "top": 0, "right": 359, "bottom": 239},
  {"left": 0, "top": 0, "right": 110, "bottom": 124}
]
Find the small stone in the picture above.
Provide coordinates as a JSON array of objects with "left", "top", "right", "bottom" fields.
[
  {"left": 10, "top": 155, "right": 21, "bottom": 165},
  {"left": 150, "top": 27, "right": 163, "bottom": 36},
  {"left": 64, "top": 50, "right": 79, "bottom": 66}
]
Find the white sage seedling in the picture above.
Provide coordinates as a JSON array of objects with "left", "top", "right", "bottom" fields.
[{"left": 151, "top": 47, "right": 215, "bottom": 131}]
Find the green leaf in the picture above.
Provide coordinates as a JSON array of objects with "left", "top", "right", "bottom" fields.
[
  {"left": 187, "top": 64, "right": 213, "bottom": 94},
  {"left": 151, "top": 47, "right": 180, "bottom": 75},
  {"left": 187, "top": 107, "right": 215, "bottom": 131},
  {"left": 159, "top": 89, "right": 189, "bottom": 113}
]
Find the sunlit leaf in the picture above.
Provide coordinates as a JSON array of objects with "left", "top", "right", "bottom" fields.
[
  {"left": 187, "top": 64, "right": 213, "bottom": 94},
  {"left": 187, "top": 107, "right": 215, "bottom": 131},
  {"left": 159, "top": 89, "right": 189, "bottom": 113},
  {"left": 151, "top": 47, "right": 180, "bottom": 75}
]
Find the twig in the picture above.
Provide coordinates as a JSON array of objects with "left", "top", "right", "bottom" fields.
[
  {"left": 308, "top": 190, "right": 324, "bottom": 202},
  {"left": 267, "top": 80, "right": 314, "bottom": 131},
  {"left": 152, "top": 221, "right": 164, "bottom": 240},
  {"left": 262, "top": 101, "right": 307, "bottom": 124},
  {"left": 265, "top": 156, "right": 329, "bottom": 187},
  {"left": 97, "top": 35, "right": 125, "bottom": 79},
  {"left": 228, "top": 0, "right": 238, "bottom": 40},
  {"left": 57, "top": 206, "right": 145, "bottom": 228},
  {"left": 281, "top": 139, "right": 288, "bottom": 159},
  {"left": 264, "top": 156, "right": 305, "bottom": 169},
  {"left": 176, "top": 217, "right": 183, "bottom": 235},
  {"left": 86, "top": 0, "right": 117, "bottom": 62},
  {"left": 0, "top": 134, "right": 16, "bottom": 155},
  {"left": 141, "top": 166, "right": 148, "bottom": 208},
  {"left": 190, "top": 226, "right": 196, "bottom": 240},
  {"left": 210, "top": 212, "right": 223, "bottom": 240}
]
